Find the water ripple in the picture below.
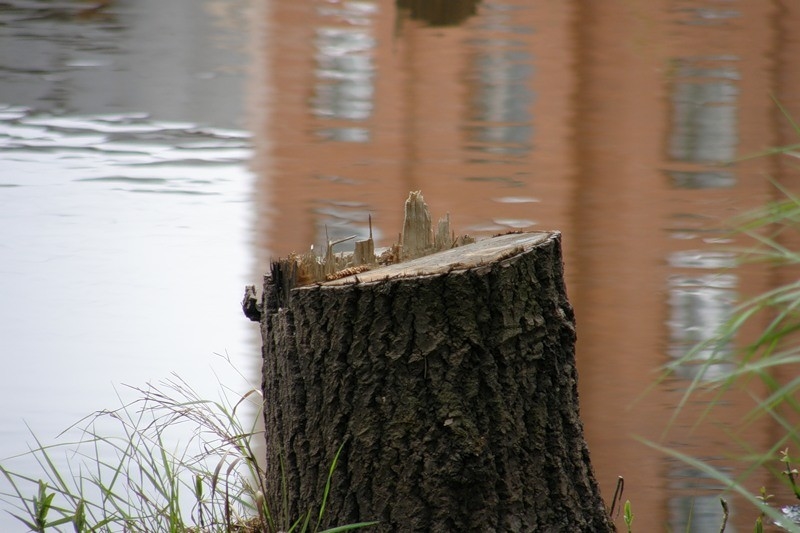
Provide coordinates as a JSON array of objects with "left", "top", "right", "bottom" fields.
[{"left": 0, "top": 104, "right": 253, "bottom": 195}]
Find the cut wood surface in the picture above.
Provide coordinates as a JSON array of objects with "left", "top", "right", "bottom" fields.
[{"left": 322, "top": 231, "right": 548, "bottom": 286}]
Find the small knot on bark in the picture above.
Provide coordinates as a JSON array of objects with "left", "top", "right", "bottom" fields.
[{"left": 242, "top": 285, "right": 262, "bottom": 322}]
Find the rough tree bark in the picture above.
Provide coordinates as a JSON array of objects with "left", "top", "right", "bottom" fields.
[{"left": 246, "top": 231, "right": 615, "bottom": 532}]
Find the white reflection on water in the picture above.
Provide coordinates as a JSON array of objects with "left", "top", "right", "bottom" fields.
[
  {"left": 668, "top": 250, "right": 737, "bottom": 269},
  {"left": 0, "top": 104, "right": 256, "bottom": 451},
  {"left": 667, "top": 274, "right": 737, "bottom": 382},
  {"left": 0, "top": 0, "right": 258, "bottom": 527},
  {"left": 312, "top": 6, "right": 377, "bottom": 129}
]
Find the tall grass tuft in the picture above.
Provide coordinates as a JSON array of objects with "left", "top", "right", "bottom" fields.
[
  {"left": 656, "top": 100, "right": 800, "bottom": 529},
  {"left": 666, "top": 180, "right": 800, "bottom": 435},
  {"left": 0, "top": 371, "right": 377, "bottom": 532}
]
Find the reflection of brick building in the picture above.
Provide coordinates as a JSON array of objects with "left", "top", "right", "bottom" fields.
[
  {"left": 571, "top": 2, "right": 793, "bottom": 530},
  {"left": 249, "top": 0, "right": 800, "bottom": 529},
  {"left": 250, "top": 0, "right": 575, "bottom": 264}
]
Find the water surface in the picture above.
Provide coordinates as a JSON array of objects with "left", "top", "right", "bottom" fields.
[{"left": 0, "top": 1, "right": 257, "bottom": 526}]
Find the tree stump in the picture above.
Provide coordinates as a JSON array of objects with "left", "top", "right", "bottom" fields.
[{"left": 247, "top": 230, "right": 614, "bottom": 532}]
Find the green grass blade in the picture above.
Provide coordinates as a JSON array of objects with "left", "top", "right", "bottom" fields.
[
  {"left": 318, "top": 521, "right": 380, "bottom": 532},
  {"left": 315, "top": 443, "right": 344, "bottom": 532}
]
